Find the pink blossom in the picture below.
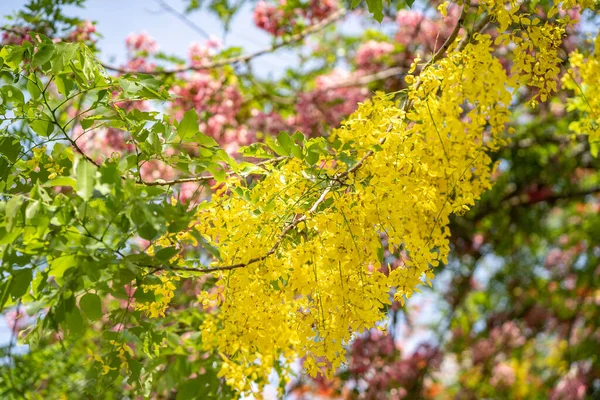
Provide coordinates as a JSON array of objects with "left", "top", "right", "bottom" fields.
[
  {"left": 179, "top": 182, "right": 202, "bottom": 203},
  {"left": 125, "top": 31, "right": 158, "bottom": 54},
  {"left": 1, "top": 26, "right": 32, "bottom": 45},
  {"left": 395, "top": 6, "right": 461, "bottom": 52},
  {"left": 472, "top": 338, "right": 495, "bottom": 364},
  {"left": 355, "top": 40, "right": 395, "bottom": 72},
  {"left": 3, "top": 306, "right": 30, "bottom": 335},
  {"left": 123, "top": 57, "right": 157, "bottom": 73},
  {"left": 189, "top": 38, "right": 221, "bottom": 67},
  {"left": 551, "top": 375, "right": 587, "bottom": 400},
  {"left": 295, "top": 69, "right": 368, "bottom": 136},
  {"left": 491, "top": 362, "right": 516, "bottom": 387},
  {"left": 304, "top": 0, "right": 339, "bottom": 23},
  {"left": 253, "top": 1, "right": 287, "bottom": 36},
  {"left": 66, "top": 20, "right": 97, "bottom": 43},
  {"left": 140, "top": 160, "right": 177, "bottom": 183},
  {"left": 222, "top": 126, "right": 256, "bottom": 155},
  {"left": 490, "top": 321, "right": 526, "bottom": 348},
  {"left": 395, "top": 9, "right": 426, "bottom": 46},
  {"left": 170, "top": 72, "right": 243, "bottom": 141}
]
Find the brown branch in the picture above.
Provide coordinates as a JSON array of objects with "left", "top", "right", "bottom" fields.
[
  {"left": 457, "top": 13, "right": 490, "bottom": 51},
  {"left": 100, "top": 9, "right": 347, "bottom": 75},
  {"left": 403, "top": 0, "right": 471, "bottom": 112}
]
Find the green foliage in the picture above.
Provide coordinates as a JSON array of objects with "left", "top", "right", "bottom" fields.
[{"left": 0, "top": 32, "right": 235, "bottom": 397}]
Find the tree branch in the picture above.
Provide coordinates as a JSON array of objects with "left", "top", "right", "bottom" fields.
[
  {"left": 135, "top": 156, "right": 290, "bottom": 186},
  {"left": 100, "top": 9, "right": 347, "bottom": 75}
]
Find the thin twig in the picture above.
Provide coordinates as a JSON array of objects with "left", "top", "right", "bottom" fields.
[
  {"left": 100, "top": 9, "right": 347, "bottom": 75},
  {"left": 135, "top": 156, "right": 290, "bottom": 186},
  {"left": 155, "top": 0, "right": 211, "bottom": 39}
]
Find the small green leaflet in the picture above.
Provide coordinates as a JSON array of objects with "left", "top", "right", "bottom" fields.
[
  {"left": 178, "top": 109, "right": 218, "bottom": 146},
  {"left": 178, "top": 109, "right": 199, "bottom": 140},
  {"left": 79, "top": 293, "right": 103, "bottom": 321},
  {"left": 76, "top": 159, "right": 97, "bottom": 200}
]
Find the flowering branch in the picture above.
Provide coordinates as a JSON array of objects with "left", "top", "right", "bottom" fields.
[{"left": 167, "top": 1, "right": 473, "bottom": 276}]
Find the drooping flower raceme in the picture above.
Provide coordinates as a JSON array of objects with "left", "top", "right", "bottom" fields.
[{"left": 147, "top": 33, "right": 513, "bottom": 392}]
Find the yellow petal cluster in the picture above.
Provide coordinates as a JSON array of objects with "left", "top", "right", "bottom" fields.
[
  {"left": 130, "top": 2, "right": 600, "bottom": 395},
  {"left": 563, "top": 31, "right": 600, "bottom": 155},
  {"left": 167, "top": 34, "right": 513, "bottom": 394}
]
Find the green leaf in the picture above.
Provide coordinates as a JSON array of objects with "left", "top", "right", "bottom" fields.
[
  {"left": 10, "top": 269, "right": 32, "bottom": 299},
  {"left": 0, "top": 279, "right": 11, "bottom": 311},
  {"left": 366, "top": 0, "right": 384, "bottom": 22},
  {"left": 1, "top": 85, "right": 25, "bottom": 104},
  {"left": 277, "top": 132, "right": 302, "bottom": 159},
  {"left": 0, "top": 136, "right": 21, "bottom": 163},
  {"left": 49, "top": 254, "right": 77, "bottom": 279},
  {"left": 55, "top": 75, "right": 75, "bottom": 97},
  {"left": 46, "top": 177, "right": 77, "bottom": 188},
  {"left": 25, "top": 200, "right": 40, "bottom": 221},
  {"left": 26, "top": 74, "right": 42, "bottom": 100},
  {"left": 155, "top": 247, "right": 180, "bottom": 261},
  {"left": 178, "top": 109, "right": 200, "bottom": 141},
  {"left": 65, "top": 307, "right": 84, "bottom": 336},
  {"left": 591, "top": 142, "right": 599, "bottom": 158},
  {"left": 176, "top": 378, "right": 203, "bottom": 400},
  {"left": 81, "top": 117, "right": 95, "bottom": 130},
  {"left": 5, "top": 195, "right": 24, "bottom": 230},
  {"left": 265, "top": 135, "right": 287, "bottom": 157},
  {"left": 196, "top": 133, "right": 219, "bottom": 147},
  {"left": 76, "top": 160, "right": 97, "bottom": 200},
  {"left": 30, "top": 119, "right": 54, "bottom": 137},
  {"left": 32, "top": 44, "right": 55, "bottom": 68},
  {"left": 79, "top": 293, "right": 102, "bottom": 321}
]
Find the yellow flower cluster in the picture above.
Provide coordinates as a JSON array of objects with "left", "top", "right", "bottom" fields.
[
  {"left": 134, "top": 274, "right": 179, "bottom": 318},
  {"left": 159, "top": 34, "right": 512, "bottom": 393},
  {"left": 133, "top": 2, "right": 600, "bottom": 395},
  {"left": 480, "top": 1, "right": 593, "bottom": 105},
  {"left": 510, "top": 21, "right": 566, "bottom": 104},
  {"left": 563, "top": 32, "right": 600, "bottom": 155}
]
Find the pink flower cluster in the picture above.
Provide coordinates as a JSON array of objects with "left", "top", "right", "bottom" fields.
[
  {"left": 125, "top": 31, "right": 159, "bottom": 54},
  {"left": 305, "top": 0, "right": 339, "bottom": 24},
  {"left": 295, "top": 69, "right": 368, "bottom": 136},
  {"left": 253, "top": 0, "right": 339, "bottom": 37},
  {"left": 355, "top": 40, "right": 395, "bottom": 72},
  {"left": 3, "top": 306, "right": 32, "bottom": 335},
  {"left": 253, "top": 1, "right": 290, "bottom": 36},
  {"left": 171, "top": 72, "right": 246, "bottom": 141},
  {"left": 123, "top": 57, "right": 157, "bottom": 73},
  {"left": 551, "top": 373, "right": 588, "bottom": 400},
  {"left": 490, "top": 362, "right": 516, "bottom": 387},
  {"left": 189, "top": 38, "right": 221, "bottom": 67},
  {"left": 472, "top": 321, "right": 526, "bottom": 364},
  {"left": 248, "top": 110, "right": 291, "bottom": 136},
  {"left": 347, "top": 332, "right": 440, "bottom": 399},
  {"left": 1, "top": 26, "right": 32, "bottom": 45},
  {"left": 395, "top": 6, "right": 461, "bottom": 53},
  {"left": 66, "top": 20, "right": 97, "bottom": 43}
]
